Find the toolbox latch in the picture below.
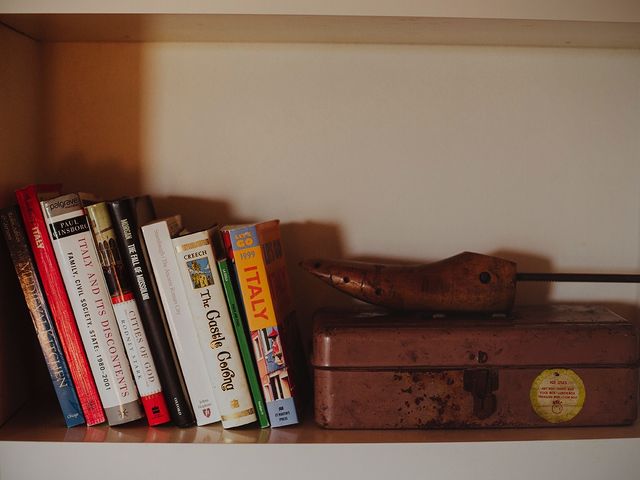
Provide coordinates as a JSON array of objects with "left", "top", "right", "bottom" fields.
[{"left": 463, "top": 369, "right": 499, "bottom": 419}]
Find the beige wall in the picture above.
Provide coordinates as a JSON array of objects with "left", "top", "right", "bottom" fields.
[{"left": 41, "top": 42, "right": 640, "bottom": 340}]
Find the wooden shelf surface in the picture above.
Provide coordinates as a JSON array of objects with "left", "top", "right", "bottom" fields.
[
  {"left": 2, "top": 401, "right": 640, "bottom": 445},
  {"left": 3, "top": 403, "right": 640, "bottom": 480}
]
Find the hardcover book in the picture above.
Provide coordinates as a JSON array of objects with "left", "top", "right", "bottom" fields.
[
  {"left": 221, "top": 220, "right": 306, "bottom": 427},
  {"left": 41, "top": 192, "right": 143, "bottom": 426},
  {"left": 173, "top": 227, "right": 257, "bottom": 428},
  {"left": 86, "top": 202, "right": 170, "bottom": 426},
  {"left": 217, "top": 257, "right": 270, "bottom": 428},
  {"left": 15, "top": 185, "right": 105, "bottom": 426},
  {"left": 1, "top": 206, "right": 85, "bottom": 428},
  {"left": 108, "top": 196, "right": 195, "bottom": 427},
  {"left": 142, "top": 216, "right": 221, "bottom": 426}
]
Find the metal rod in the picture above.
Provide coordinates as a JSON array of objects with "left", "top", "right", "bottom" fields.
[{"left": 517, "top": 272, "right": 640, "bottom": 283}]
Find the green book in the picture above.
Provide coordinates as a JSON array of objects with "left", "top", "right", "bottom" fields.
[{"left": 217, "top": 258, "right": 270, "bottom": 428}]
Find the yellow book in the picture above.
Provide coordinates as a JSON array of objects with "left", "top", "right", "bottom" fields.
[{"left": 220, "top": 220, "right": 305, "bottom": 427}]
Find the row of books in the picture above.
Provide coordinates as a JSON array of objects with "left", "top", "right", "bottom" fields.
[{"left": 0, "top": 184, "right": 306, "bottom": 429}]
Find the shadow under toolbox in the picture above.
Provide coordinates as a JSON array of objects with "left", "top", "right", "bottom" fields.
[{"left": 312, "top": 305, "right": 638, "bottom": 429}]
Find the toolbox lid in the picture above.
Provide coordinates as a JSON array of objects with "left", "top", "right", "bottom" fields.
[{"left": 312, "top": 305, "right": 639, "bottom": 369}]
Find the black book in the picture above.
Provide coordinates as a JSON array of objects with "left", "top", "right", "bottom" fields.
[{"left": 107, "top": 196, "right": 195, "bottom": 427}]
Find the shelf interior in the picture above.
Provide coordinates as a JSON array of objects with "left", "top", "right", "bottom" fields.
[{"left": 1, "top": 5, "right": 640, "bottom": 451}]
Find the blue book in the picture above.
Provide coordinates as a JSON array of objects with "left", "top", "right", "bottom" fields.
[{"left": 1, "top": 206, "right": 85, "bottom": 427}]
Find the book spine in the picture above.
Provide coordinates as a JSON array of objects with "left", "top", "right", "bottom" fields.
[
  {"left": 108, "top": 197, "right": 195, "bottom": 427},
  {"left": 0, "top": 206, "right": 85, "bottom": 428},
  {"left": 255, "top": 221, "right": 308, "bottom": 413},
  {"left": 41, "top": 193, "right": 143, "bottom": 426},
  {"left": 15, "top": 185, "right": 105, "bottom": 426},
  {"left": 173, "top": 229, "right": 257, "bottom": 428},
  {"left": 217, "top": 257, "right": 270, "bottom": 428},
  {"left": 86, "top": 203, "right": 170, "bottom": 426},
  {"left": 142, "top": 220, "right": 221, "bottom": 426},
  {"left": 222, "top": 225, "right": 300, "bottom": 427}
]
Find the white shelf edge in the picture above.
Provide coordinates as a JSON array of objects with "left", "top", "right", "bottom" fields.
[
  {"left": 3, "top": 437, "right": 640, "bottom": 480},
  {"left": 1, "top": 1, "right": 640, "bottom": 24},
  {"left": 1, "top": 13, "right": 640, "bottom": 48}
]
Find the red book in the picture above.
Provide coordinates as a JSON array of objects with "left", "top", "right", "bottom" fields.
[{"left": 15, "top": 184, "right": 105, "bottom": 426}]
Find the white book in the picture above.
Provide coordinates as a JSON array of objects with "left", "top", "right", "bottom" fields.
[
  {"left": 173, "top": 227, "right": 257, "bottom": 428},
  {"left": 142, "top": 216, "right": 220, "bottom": 426},
  {"left": 41, "top": 193, "right": 143, "bottom": 426}
]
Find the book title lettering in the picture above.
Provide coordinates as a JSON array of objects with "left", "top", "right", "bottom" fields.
[
  {"left": 17, "top": 261, "right": 68, "bottom": 388},
  {"left": 121, "top": 218, "right": 132, "bottom": 241},
  {"left": 68, "top": 240, "right": 129, "bottom": 397},
  {"left": 200, "top": 289, "right": 236, "bottom": 392},
  {"left": 79, "top": 237, "right": 94, "bottom": 269},
  {"left": 127, "top": 306, "right": 156, "bottom": 384},
  {"left": 117, "top": 306, "right": 143, "bottom": 381},
  {"left": 88, "top": 327, "right": 109, "bottom": 388},
  {"left": 101, "top": 316, "right": 130, "bottom": 398},
  {"left": 127, "top": 242, "right": 150, "bottom": 300},
  {"left": 243, "top": 265, "right": 268, "bottom": 321},
  {"left": 31, "top": 225, "right": 45, "bottom": 249}
]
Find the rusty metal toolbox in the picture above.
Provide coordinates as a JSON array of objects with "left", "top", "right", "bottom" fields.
[{"left": 312, "top": 305, "right": 639, "bottom": 429}]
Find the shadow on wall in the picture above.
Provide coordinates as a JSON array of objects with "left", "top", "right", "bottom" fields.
[
  {"left": 121, "top": 198, "right": 354, "bottom": 358},
  {"left": 281, "top": 221, "right": 354, "bottom": 352},
  {"left": 153, "top": 195, "right": 254, "bottom": 232},
  {"left": 40, "top": 42, "right": 144, "bottom": 197},
  {"left": 0, "top": 25, "right": 46, "bottom": 424},
  {"left": 492, "top": 249, "right": 639, "bottom": 322}
]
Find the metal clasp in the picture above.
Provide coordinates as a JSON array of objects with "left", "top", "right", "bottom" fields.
[{"left": 463, "top": 369, "right": 499, "bottom": 419}]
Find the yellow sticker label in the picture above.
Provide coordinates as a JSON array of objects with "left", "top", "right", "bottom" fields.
[{"left": 530, "top": 369, "right": 586, "bottom": 423}]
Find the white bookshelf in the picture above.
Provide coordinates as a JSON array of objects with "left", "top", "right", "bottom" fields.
[
  {"left": 2, "top": 3, "right": 640, "bottom": 46},
  {"left": 1, "top": 3, "right": 639, "bottom": 479}
]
